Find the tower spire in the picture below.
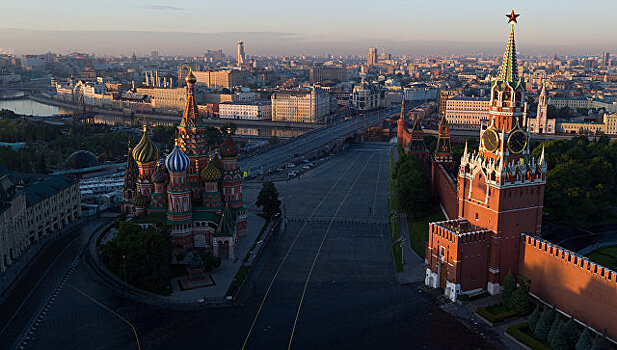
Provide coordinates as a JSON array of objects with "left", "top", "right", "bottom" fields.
[
  {"left": 400, "top": 97, "right": 406, "bottom": 121},
  {"left": 499, "top": 11, "right": 520, "bottom": 83}
]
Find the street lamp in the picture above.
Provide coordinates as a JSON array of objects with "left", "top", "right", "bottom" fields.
[{"left": 122, "top": 254, "right": 127, "bottom": 296}]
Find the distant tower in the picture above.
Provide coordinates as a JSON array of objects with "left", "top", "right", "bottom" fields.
[
  {"left": 434, "top": 113, "right": 453, "bottom": 167},
  {"left": 237, "top": 41, "right": 246, "bottom": 66},
  {"left": 397, "top": 98, "right": 406, "bottom": 147},
  {"left": 602, "top": 52, "right": 610, "bottom": 67},
  {"left": 368, "top": 48, "right": 378, "bottom": 66},
  {"left": 536, "top": 84, "right": 548, "bottom": 134}
]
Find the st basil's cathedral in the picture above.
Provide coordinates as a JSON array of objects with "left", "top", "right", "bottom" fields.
[{"left": 121, "top": 70, "right": 246, "bottom": 259}]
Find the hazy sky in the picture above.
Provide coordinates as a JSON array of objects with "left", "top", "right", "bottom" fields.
[{"left": 1, "top": 0, "right": 615, "bottom": 56}]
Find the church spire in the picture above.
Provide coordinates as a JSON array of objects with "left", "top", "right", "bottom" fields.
[
  {"left": 180, "top": 69, "right": 200, "bottom": 127},
  {"left": 498, "top": 11, "right": 520, "bottom": 83}
]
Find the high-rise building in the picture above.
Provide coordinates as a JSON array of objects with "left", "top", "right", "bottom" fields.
[
  {"left": 603, "top": 52, "right": 610, "bottom": 67},
  {"left": 237, "top": 41, "right": 246, "bottom": 66},
  {"left": 367, "top": 48, "right": 378, "bottom": 66},
  {"left": 151, "top": 51, "right": 159, "bottom": 59}
]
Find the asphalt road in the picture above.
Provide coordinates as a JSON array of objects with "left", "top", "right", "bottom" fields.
[
  {"left": 238, "top": 107, "right": 402, "bottom": 175},
  {"left": 17, "top": 143, "right": 494, "bottom": 350},
  {"left": 0, "top": 217, "right": 112, "bottom": 350}
]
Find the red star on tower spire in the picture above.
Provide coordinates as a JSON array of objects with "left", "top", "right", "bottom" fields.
[{"left": 506, "top": 10, "right": 519, "bottom": 24}]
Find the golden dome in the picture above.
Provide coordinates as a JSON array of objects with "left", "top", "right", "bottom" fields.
[{"left": 185, "top": 69, "right": 196, "bottom": 84}]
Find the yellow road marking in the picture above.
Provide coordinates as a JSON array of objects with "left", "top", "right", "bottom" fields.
[
  {"left": 68, "top": 284, "right": 141, "bottom": 350},
  {"left": 287, "top": 153, "right": 374, "bottom": 349},
  {"left": 241, "top": 152, "right": 364, "bottom": 350}
]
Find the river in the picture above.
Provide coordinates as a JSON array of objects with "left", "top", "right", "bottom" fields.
[{"left": 0, "top": 91, "right": 71, "bottom": 116}]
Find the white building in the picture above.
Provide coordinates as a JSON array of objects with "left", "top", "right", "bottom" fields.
[
  {"left": 219, "top": 100, "right": 271, "bottom": 120},
  {"left": 404, "top": 83, "right": 438, "bottom": 101}
]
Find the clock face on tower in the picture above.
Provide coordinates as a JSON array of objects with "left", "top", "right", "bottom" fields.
[
  {"left": 482, "top": 128, "right": 500, "bottom": 153},
  {"left": 507, "top": 129, "right": 528, "bottom": 154}
]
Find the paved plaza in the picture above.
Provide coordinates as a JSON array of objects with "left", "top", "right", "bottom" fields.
[{"left": 17, "top": 143, "right": 496, "bottom": 350}]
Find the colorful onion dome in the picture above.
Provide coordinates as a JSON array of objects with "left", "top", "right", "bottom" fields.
[
  {"left": 133, "top": 193, "right": 150, "bottom": 207},
  {"left": 185, "top": 69, "right": 196, "bottom": 84},
  {"left": 200, "top": 161, "right": 221, "bottom": 182},
  {"left": 165, "top": 144, "right": 190, "bottom": 172},
  {"left": 151, "top": 163, "right": 167, "bottom": 183},
  {"left": 211, "top": 153, "right": 223, "bottom": 170},
  {"left": 219, "top": 134, "right": 239, "bottom": 157},
  {"left": 132, "top": 125, "right": 160, "bottom": 163}
]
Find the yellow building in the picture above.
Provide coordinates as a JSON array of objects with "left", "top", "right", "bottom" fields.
[
  {"left": 271, "top": 87, "right": 330, "bottom": 123},
  {"left": 0, "top": 170, "right": 81, "bottom": 273},
  {"left": 445, "top": 96, "right": 490, "bottom": 129}
]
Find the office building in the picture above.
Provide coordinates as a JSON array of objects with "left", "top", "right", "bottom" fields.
[
  {"left": 237, "top": 41, "right": 246, "bottom": 66},
  {"left": 367, "top": 48, "right": 378, "bottom": 66},
  {"left": 309, "top": 67, "right": 347, "bottom": 83},
  {"left": 192, "top": 69, "right": 243, "bottom": 89}
]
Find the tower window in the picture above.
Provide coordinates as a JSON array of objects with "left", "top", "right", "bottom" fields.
[{"left": 475, "top": 213, "right": 479, "bottom": 220}]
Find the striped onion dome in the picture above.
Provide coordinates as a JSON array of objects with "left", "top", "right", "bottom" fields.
[
  {"left": 210, "top": 153, "right": 223, "bottom": 170},
  {"left": 219, "top": 134, "right": 239, "bottom": 157},
  {"left": 151, "top": 163, "right": 167, "bottom": 183},
  {"left": 200, "top": 161, "right": 221, "bottom": 182},
  {"left": 165, "top": 144, "right": 190, "bottom": 173},
  {"left": 133, "top": 193, "right": 150, "bottom": 207},
  {"left": 132, "top": 125, "right": 159, "bottom": 163}
]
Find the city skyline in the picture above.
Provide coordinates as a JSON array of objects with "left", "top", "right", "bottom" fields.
[{"left": 1, "top": 0, "right": 616, "bottom": 56}]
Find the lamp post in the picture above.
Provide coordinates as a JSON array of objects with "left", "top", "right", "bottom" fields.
[{"left": 122, "top": 254, "right": 127, "bottom": 297}]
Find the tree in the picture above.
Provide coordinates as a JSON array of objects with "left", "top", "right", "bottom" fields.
[
  {"left": 564, "top": 314, "right": 579, "bottom": 349},
  {"left": 511, "top": 283, "right": 532, "bottom": 315},
  {"left": 576, "top": 327, "right": 593, "bottom": 350},
  {"left": 255, "top": 181, "right": 281, "bottom": 219},
  {"left": 534, "top": 305, "right": 556, "bottom": 341},
  {"left": 221, "top": 121, "right": 237, "bottom": 135},
  {"left": 551, "top": 322, "right": 569, "bottom": 350},
  {"left": 100, "top": 222, "right": 172, "bottom": 294},
  {"left": 395, "top": 153, "right": 429, "bottom": 215},
  {"left": 528, "top": 305, "right": 542, "bottom": 333},
  {"left": 502, "top": 270, "right": 516, "bottom": 309},
  {"left": 590, "top": 330, "right": 609, "bottom": 350},
  {"left": 548, "top": 313, "right": 561, "bottom": 345}
]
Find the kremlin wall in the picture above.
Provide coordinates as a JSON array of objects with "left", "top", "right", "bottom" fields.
[{"left": 397, "top": 15, "right": 617, "bottom": 340}]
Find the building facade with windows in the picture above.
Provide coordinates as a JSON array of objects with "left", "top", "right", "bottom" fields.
[
  {"left": 445, "top": 96, "right": 490, "bottom": 129},
  {"left": 271, "top": 87, "right": 330, "bottom": 123},
  {"left": 0, "top": 168, "right": 81, "bottom": 273},
  {"left": 218, "top": 100, "right": 272, "bottom": 120}
]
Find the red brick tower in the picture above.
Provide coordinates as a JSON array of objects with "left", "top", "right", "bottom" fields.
[
  {"left": 425, "top": 11, "right": 548, "bottom": 300},
  {"left": 396, "top": 98, "right": 411, "bottom": 150}
]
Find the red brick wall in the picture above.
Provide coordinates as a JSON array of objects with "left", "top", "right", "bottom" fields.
[
  {"left": 432, "top": 165, "right": 458, "bottom": 219},
  {"left": 519, "top": 234, "right": 617, "bottom": 340}
]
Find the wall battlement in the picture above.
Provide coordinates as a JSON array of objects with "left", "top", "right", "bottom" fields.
[
  {"left": 521, "top": 233, "right": 617, "bottom": 284},
  {"left": 520, "top": 233, "right": 617, "bottom": 340}
]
